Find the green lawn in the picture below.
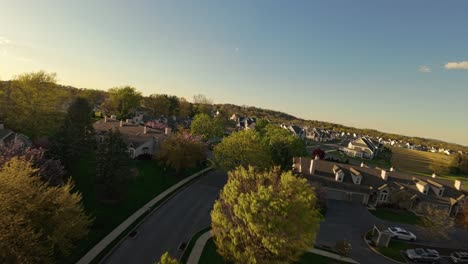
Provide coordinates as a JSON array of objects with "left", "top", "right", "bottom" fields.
[
  {"left": 375, "top": 240, "right": 410, "bottom": 262},
  {"left": 64, "top": 153, "right": 206, "bottom": 263},
  {"left": 199, "top": 238, "right": 347, "bottom": 264},
  {"left": 370, "top": 208, "right": 422, "bottom": 225}
]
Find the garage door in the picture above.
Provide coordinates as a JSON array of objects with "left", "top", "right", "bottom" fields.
[{"left": 351, "top": 193, "right": 365, "bottom": 204}]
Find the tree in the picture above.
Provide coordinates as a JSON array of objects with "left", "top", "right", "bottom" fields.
[
  {"left": 0, "top": 157, "right": 92, "bottom": 263},
  {"left": 456, "top": 203, "right": 468, "bottom": 229},
  {"left": 255, "top": 118, "right": 270, "bottom": 134},
  {"left": 262, "top": 124, "right": 307, "bottom": 170},
  {"left": 143, "top": 94, "right": 172, "bottom": 117},
  {"left": 190, "top": 113, "right": 224, "bottom": 141},
  {"left": 429, "top": 161, "right": 449, "bottom": 175},
  {"left": 0, "top": 143, "right": 66, "bottom": 186},
  {"left": 420, "top": 207, "right": 454, "bottom": 239},
  {"left": 213, "top": 130, "right": 271, "bottom": 171},
  {"left": 178, "top": 97, "right": 193, "bottom": 118},
  {"left": 450, "top": 153, "right": 468, "bottom": 174},
  {"left": 102, "top": 86, "right": 141, "bottom": 119},
  {"left": 211, "top": 166, "right": 321, "bottom": 264},
  {"left": 157, "top": 131, "right": 206, "bottom": 173},
  {"left": 96, "top": 129, "right": 130, "bottom": 200},
  {"left": 156, "top": 252, "right": 179, "bottom": 264},
  {"left": 312, "top": 148, "right": 326, "bottom": 160},
  {"left": 193, "top": 94, "right": 212, "bottom": 115},
  {"left": 51, "top": 97, "right": 95, "bottom": 168},
  {"left": 1, "top": 71, "right": 71, "bottom": 139}
]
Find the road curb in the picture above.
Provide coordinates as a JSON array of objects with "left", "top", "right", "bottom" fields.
[
  {"left": 363, "top": 231, "right": 406, "bottom": 264},
  {"left": 77, "top": 164, "right": 214, "bottom": 264},
  {"left": 186, "top": 231, "right": 213, "bottom": 264}
]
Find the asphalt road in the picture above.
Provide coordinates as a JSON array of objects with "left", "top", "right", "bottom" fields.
[
  {"left": 103, "top": 170, "right": 227, "bottom": 264},
  {"left": 316, "top": 200, "right": 396, "bottom": 264}
]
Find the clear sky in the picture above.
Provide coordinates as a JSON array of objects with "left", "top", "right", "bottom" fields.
[{"left": 1, "top": 0, "right": 467, "bottom": 145}]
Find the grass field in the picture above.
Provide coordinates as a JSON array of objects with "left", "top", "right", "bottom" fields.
[
  {"left": 370, "top": 208, "right": 422, "bottom": 225},
  {"left": 63, "top": 154, "right": 205, "bottom": 263},
  {"left": 199, "top": 238, "right": 348, "bottom": 264},
  {"left": 390, "top": 147, "right": 468, "bottom": 188}
]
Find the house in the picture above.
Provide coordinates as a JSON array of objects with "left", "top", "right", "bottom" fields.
[
  {"left": 93, "top": 117, "right": 168, "bottom": 159},
  {"left": 341, "top": 137, "right": 382, "bottom": 160},
  {"left": 293, "top": 157, "right": 467, "bottom": 216},
  {"left": 285, "top": 125, "right": 305, "bottom": 139},
  {"left": 304, "top": 127, "right": 333, "bottom": 142},
  {"left": 0, "top": 122, "right": 32, "bottom": 148},
  {"left": 236, "top": 117, "right": 256, "bottom": 130}
]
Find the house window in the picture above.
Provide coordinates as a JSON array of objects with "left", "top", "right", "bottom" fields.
[
  {"left": 423, "top": 188, "right": 428, "bottom": 194},
  {"left": 438, "top": 189, "right": 443, "bottom": 196},
  {"left": 379, "top": 190, "right": 388, "bottom": 202}
]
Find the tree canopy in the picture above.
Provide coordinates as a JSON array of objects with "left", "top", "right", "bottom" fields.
[
  {"left": 0, "top": 157, "right": 92, "bottom": 263},
  {"left": 102, "top": 86, "right": 142, "bottom": 119},
  {"left": 262, "top": 124, "right": 307, "bottom": 170},
  {"left": 211, "top": 166, "right": 321, "bottom": 264},
  {"left": 156, "top": 252, "right": 179, "bottom": 264},
  {"left": 157, "top": 131, "right": 206, "bottom": 173},
  {"left": 190, "top": 113, "right": 224, "bottom": 141},
  {"left": 213, "top": 130, "right": 271, "bottom": 171}
]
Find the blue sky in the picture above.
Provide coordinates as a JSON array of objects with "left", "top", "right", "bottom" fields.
[{"left": 1, "top": 0, "right": 467, "bottom": 145}]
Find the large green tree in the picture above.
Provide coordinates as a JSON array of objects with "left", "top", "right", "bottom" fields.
[
  {"left": 157, "top": 132, "right": 206, "bottom": 173},
  {"left": 193, "top": 94, "right": 213, "bottom": 115},
  {"left": 0, "top": 157, "right": 92, "bottom": 263},
  {"left": 102, "top": 86, "right": 141, "bottom": 119},
  {"left": 95, "top": 129, "right": 130, "bottom": 200},
  {"left": 262, "top": 124, "right": 307, "bottom": 170},
  {"left": 213, "top": 130, "right": 271, "bottom": 171},
  {"left": 51, "top": 97, "right": 95, "bottom": 168},
  {"left": 1, "top": 71, "right": 71, "bottom": 139},
  {"left": 190, "top": 113, "right": 224, "bottom": 141},
  {"left": 143, "top": 94, "right": 172, "bottom": 116},
  {"left": 211, "top": 166, "right": 321, "bottom": 264}
]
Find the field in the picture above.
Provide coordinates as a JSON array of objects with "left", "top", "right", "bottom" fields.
[{"left": 390, "top": 147, "right": 467, "bottom": 187}]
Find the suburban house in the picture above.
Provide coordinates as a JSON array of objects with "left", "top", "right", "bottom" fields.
[
  {"left": 293, "top": 157, "right": 467, "bottom": 216},
  {"left": 235, "top": 116, "right": 256, "bottom": 130},
  {"left": 341, "top": 136, "right": 382, "bottom": 160},
  {"left": 280, "top": 124, "right": 305, "bottom": 139},
  {"left": 304, "top": 127, "right": 334, "bottom": 142},
  {"left": 93, "top": 117, "right": 168, "bottom": 159},
  {"left": 0, "top": 122, "right": 32, "bottom": 148}
]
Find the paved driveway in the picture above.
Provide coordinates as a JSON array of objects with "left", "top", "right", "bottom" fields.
[
  {"left": 102, "top": 170, "right": 227, "bottom": 264},
  {"left": 316, "top": 200, "right": 396, "bottom": 264}
]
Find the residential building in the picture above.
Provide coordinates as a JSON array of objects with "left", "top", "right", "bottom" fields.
[
  {"left": 93, "top": 117, "right": 168, "bottom": 159},
  {"left": 293, "top": 157, "right": 466, "bottom": 216},
  {"left": 341, "top": 137, "right": 382, "bottom": 160},
  {"left": 304, "top": 127, "right": 334, "bottom": 142},
  {"left": 0, "top": 122, "right": 32, "bottom": 148},
  {"left": 235, "top": 116, "right": 256, "bottom": 130}
]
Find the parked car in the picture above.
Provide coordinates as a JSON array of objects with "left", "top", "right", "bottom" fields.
[
  {"left": 450, "top": 251, "right": 468, "bottom": 263},
  {"left": 406, "top": 248, "right": 440, "bottom": 263},
  {"left": 388, "top": 227, "right": 417, "bottom": 241}
]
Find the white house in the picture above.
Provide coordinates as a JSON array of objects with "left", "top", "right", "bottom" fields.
[{"left": 341, "top": 137, "right": 381, "bottom": 160}]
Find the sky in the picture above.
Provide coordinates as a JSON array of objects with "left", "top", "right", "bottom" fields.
[{"left": 1, "top": 0, "right": 467, "bottom": 145}]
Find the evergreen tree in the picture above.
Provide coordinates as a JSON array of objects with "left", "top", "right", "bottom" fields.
[
  {"left": 95, "top": 129, "right": 130, "bottom": 200},
  {"left": 51, "top": 97, "right": 95, "bottom": 168}
]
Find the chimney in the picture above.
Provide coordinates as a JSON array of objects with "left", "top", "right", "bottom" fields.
[
  {"left": 381, "top": 169, "right": 388, "bottom": 181},
  {"left": 143, "top": 126, "right": 147, "bottom": 134},
  {"left": 314, "top": 155, "right": 320, "bottom": 160},
  {"left": 390, "top": 167, "right": 395, "bottom": 172},
  {"left": 454, "top": 180, "right": 462, "bottom": 191},
  {"left": 120, "top": 120, "right": 123, "bottom": 127},
  {"left": 298, "top": 157, "right": 302, "bottom": 173},
  {"left": 432, "top": 173, "right": 436, "bottom": 178},
  {"left": 309, "top": 159, "right": 317, "bottom": 175},
  {"left": 165, "top": 127, "right": 172, "bottom": 136},
  {"left": 104, "top": 116, "right": 108, "bottom": 123},
  {"left": 360, "top": 162, "right": 365, "bottom": 168},
  {"left": 126, "top": 119, "right": 131, "bottom": 123}
]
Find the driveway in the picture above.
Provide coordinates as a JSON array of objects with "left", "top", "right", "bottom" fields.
[
  {"left": 316, "top": 200, "right": 396, "bottom": 264},
  {"left": 102, "top": 170, "right": 227, "bottom": 264}
]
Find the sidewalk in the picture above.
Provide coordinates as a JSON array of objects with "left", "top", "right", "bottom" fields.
[
  {"left": 308, "top": 248, "right": 360, "bottom": 264},
  {"left": 77, "top": 165, "right": 214, "bottom": 264},
  {"left": 186, "top": 231, "right": 213, "bottom": 264}
]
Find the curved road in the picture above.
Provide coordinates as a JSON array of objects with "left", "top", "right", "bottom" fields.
[{"left": 103, "top": 170, "right": 227, "bottom": 264}]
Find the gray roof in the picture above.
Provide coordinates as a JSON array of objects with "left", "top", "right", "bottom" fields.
[
  {"left": 294, "top": 158, "right": 465, "bottom": 206},
  {"left": 0, "top": 129, "right": 13, "bottom": 141}
]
